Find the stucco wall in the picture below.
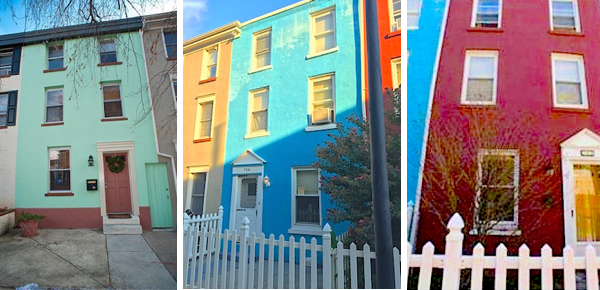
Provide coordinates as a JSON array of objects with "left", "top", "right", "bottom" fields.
[
  {"left": 15, "top": 32, "right": 158, "bottom": 213},
  {"left": 221, "top": 0, "right": 363, "bottom": 238},
  {"left": 0, "top": 52, "right": 22, "bottom": 209},
  {"left": 182, "top": 36, "right": 232, "bottom": 215}
]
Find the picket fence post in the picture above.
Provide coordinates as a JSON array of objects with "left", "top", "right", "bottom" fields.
[
  {"left": 442, "top": 213, "right": 464, "bottom": 290},
  {"left": 217, "top": 205, "right": 224, "bottom": 233},
  {"left": 322, "top": 223, "right": 333, "bottom": 289},
  {"left": 183, "top": 214, "right": 190, "bottom": 231},
  {"left": 238, "top": 217, "right": 250, "bottom": 289}
]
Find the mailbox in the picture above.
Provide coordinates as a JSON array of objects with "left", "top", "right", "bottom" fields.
[{"left": 87, "top": 179, "right": 98, "bottom": 191}]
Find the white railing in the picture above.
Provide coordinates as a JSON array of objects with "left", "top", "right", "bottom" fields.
[
  {"left": 183, "top": 217, "right": 401, "bottom": 289},
  {"left": 184, "top": 206, "right": 223, "bottom": 259},
  {"left": 409, "top": 213, "right": 600, "bottom": 290}
]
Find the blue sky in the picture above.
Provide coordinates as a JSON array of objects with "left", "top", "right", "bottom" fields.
[{"left": 183, "top": 0, "right": 300, "bottom": 40}]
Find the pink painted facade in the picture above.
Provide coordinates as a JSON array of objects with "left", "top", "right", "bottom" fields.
[{"left": 416, "top": 0, "right": 600, "bottom": 255}]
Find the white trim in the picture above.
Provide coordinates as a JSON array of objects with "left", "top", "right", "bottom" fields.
[
  {"left": 250, "top": 28, "right": 272, "bottom": 72},
  {"left": 101, "top": 83, "right": 125, "bottom": 119},
  {"left": 187, "top": 165, "right": 209, "bottom": 215},
  {"left": 200, "top": 44, "right": 219, "bottom": 80},
  {"left": 358, "top": 0, "right": 367, "bottom": 119},
  {"left": 308, "top": 73, "right": 336, "bottom": 126},
  {"left": 470, "top": 0, "right": 503, "bottom": 28},
  {"left": 309, "top": 6, "right": 337, "bottom": 56},
  {"left": 228, "top": 167, "right": 264, "bottom": 234},
  {"left": 242, "top": 0, "right": 313, "bottom": 26},
  {"left": 48, "top": 147, "right": 71, "bottom": 193},
  {"left": 290, "top": 167, "right": 322, "bottom": 233},
  {"left": 406, "top": 0, "right": 422, "bottom": 30},
  {"left": 391, "top": 57, "right": 401, "bottom": 89},
  {"left": 170, "top": 74, "right": 177, "bottom": 106},
  {"left": 195, "top": 94, "right": 216, "bottom": 140},
  {"left": 551, "top": 53, "right": 588, "bottom": 109},
  {"left": 231, "top": 149, "right": 267, "bottom": 165},
  {"left": 247, "top": 87, "right": 270, "bottom": 136},
  {"left": 460, "top": 50, "right": 499, "bottom": 106},
  {"left": 305, "top": 123, "right": 337, "bottom": 132},
  {"left": 549, "top": 0, "right": 581, "bottom": 32},
  {"left": 97, "top": 141, "right": 139, "bottom": 216}
]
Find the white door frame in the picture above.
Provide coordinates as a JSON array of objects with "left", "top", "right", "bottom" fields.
[
  {"left": 561, "top": 129, "right": 600, "bottom": 254},
  {"left": 186, "top": 165, "right": 209, "bottom": 215},
  {"left": 97, "top": 141, "right": 139, "bottom": 216},
  {"left": 228, "top": 149, "right": 266, "bottom": 233}
]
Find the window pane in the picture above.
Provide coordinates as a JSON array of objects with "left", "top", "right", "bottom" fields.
[
  {"left": 555, "top": 60, "right": 580, "bottom": 82},
  {"left": 0, "top": 114, "right": 6, "bottom": 126},
  {"left": 208, "top": 65, "right": 217, "bottom": 78},
  {"left": 240, "top": 178, "right": 257, "bottom": 208},
  {"left": 556, "top": 82, "right": 582, "bottom": 105},
  {"left": 315, "top": 34, "right": 335, "bottom": 52},
  {"left": 574, "top": 165, "right": 600, "bottom": 242},
  {"left": 0, "top": 54, "right": 11, "bottom": 66},
  {"left": 394, "top": 0, "right": 402, "bottom": 12},
  {"left": 252, "top": 110, "right": 268, "bottom": 132},
  {"left": 395, "top": 61, "right": 401, "bottom": 86},
  {"left": 481, "top": 155, "right": 515, "bottom": 186},
  {"left": 100, "top": 53, "right": 117, "bottom": 64},
  {"left": 553, "top": 1, "right": 574, "bottom": 16},
  {"left": 297, "top": 170, "right": 318, "bottom": 195},
  {"left": 256, "top": 35, "right": 270, "bottom": 52},
  {"left": 99, "top": 40, "right": 116, "bottom": 53},
  {"left": 46, "top": 107, "right": 63, "bottom": 122},
  {"left": 313, "top": 89, "right": 333, "bottom": 103},
  {"left": 296, "top": 196, "right": 320, "bottom": 224},
  {"left": 50, "top": 170, "right": 71, "bottom": 191},
  {"left": 479, "top": 187, "right": 515, "bottom": 222},
  {"left": 201, "top": 102, "right": 213, "bottom": 120},
  {"left": 48, "top": 59, "right": 64, "bottom": 70},
  {"left": 48, "top": 45, "right": 63, "bottom": 58},
  {"left": 104, "top": 102, "right": 123, "bottom": 118},
  {"left": 0, "top": 94, "right": 7, "bottom": 111},
  {"left": 554, "top": 16, "right": 576, "bottom": 29},
  {"left": 256, "top": 52, "right": 271, "bottom": 68},
  {"left": 103, "top": 85, "right": 121, "bottom": 101},
  {"left": 253, "top": 91, "right": 269, "bottom": 111},
  {"left": 200, "top": 120, "right": 212, "bottom": 137},
  {"left": 208, "top": 50, "right": 218, "bottom": 65},
  {"left": 50, "top": 149, "right": 70, "bottom": 169},
  {"left": 467, "top": 79, "right": 494, "bottom": 102},
  {"left": 469, "top": 57, "right": 495, "bottom": 78},
  {"left": 46, "top": 90, "right": 63, "bottom": 106},
  {"left": 314, "top": 13, "right": 334, "bottom": 33},
  {"left": 164, "top": 32, "right": 176, "bottom": 46},
  {"left": 166, "top": 44, "right": 177, "bottom": 58}
]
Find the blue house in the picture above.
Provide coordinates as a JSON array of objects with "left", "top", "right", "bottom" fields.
[
  {"left": 220, "top": 0, "right": 364, "bottom": 240},
  {"left": 407, "top": 0, "right": 449, "bottom": 242}
]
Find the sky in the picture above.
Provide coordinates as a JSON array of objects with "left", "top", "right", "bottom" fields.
[
  {"left": 183, "top": 0, "right": 299, "bottom": 40},
  {"left": 0, "top": 0, "right": 177, "bottom": 35}
]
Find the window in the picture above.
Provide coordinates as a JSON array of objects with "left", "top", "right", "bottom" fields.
[
  {"left": 477, "top": 149, "right": 519, "bottom": 229},
  {"left": 472, "top": 0, "right": 501, "bottom": 28},
  {"left": 46, "top": 89, "right": 63, "bottom": 123},
  {"left": 253, "top": 29, "right": 272, "bottom": 70},
  {"left": 461, "top": 51, "right": 498, "bottom": 105},
  {"left": 550, "top": 0, "right": 580, "bottom": 32},
  {"left": 392, "top": 58, "right": 401, "bottom": 89},
  {"left": 102, "top": 84, "right": 124, "bottom": 118},
  {"left": 293, "top": 168, "right": 321, "bottom": 226},
  {"left": 49, "top": 148, "right": 71, "bottom": 192},
  {"left": 191, "top": 172, "right": 206, "bottom": 215},
  {"left": 249, "top": 88, "right": 269, "bottom": 135},
  {"left": 552, "top": 54, "right": 587, "bottom": 109},
  {"left": 391, "top": 0, "right": 401, "bottom": 31},
  {"left": 0, "top": 93, "right": 7, "bottom": 126},
  {"left": 48, "top": 44, "right": 64, "bottom": 70},
  {"left": 99, "top": 39, "right": 117, "bottom": 64},
  {"left": 0, "top": 49, "right": 12, "bottom": 76},
  {"left": 163, "top": 31, "right": 177, "bottom": 59},
  {"left": 407, "top": 0, "right": 422, "bottom": 29},
  {"left": 202, "top": 47, "right": 218, "bottom": 80},
  {"left": 573, "top": 164, "right": 600, "bottom": 242},
  {"left": 311, "top": 7, "right": 336, "bottom": 54},
  {"left": 171, "top": 75, "right": 177, "bottom": 100},
  {"left": 309, "top": 74, "right": 335, "bottom": 126},
  {"left": 195, "top": 96, "right": 214, "bottom": 140}
]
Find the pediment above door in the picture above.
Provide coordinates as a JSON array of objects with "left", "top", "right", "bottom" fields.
[
  {"left": 561, "top": 128, "right": 600, "bottom": 149},
  {"left": 232, "top": 149, "right": 266, "bottom": 166}
]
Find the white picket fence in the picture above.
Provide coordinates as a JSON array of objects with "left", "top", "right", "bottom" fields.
[
  {"left": 408, "top": 213, "right": 600, "bottom": 290},
  {"left": 183, "top": 217, "right": 401, "bottom": 289},
  {"left": 184, "top": 206, "right": 223, "bottom": 259}
]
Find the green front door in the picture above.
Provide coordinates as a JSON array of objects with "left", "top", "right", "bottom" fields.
[{"left": 146, "top": 163, "right": 174, "bottom": 228}]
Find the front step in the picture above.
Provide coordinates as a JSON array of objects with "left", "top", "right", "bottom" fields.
[{"left": 103, "top": 214, "right": 142, "bottom": 234}]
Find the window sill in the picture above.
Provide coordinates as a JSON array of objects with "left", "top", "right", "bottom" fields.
[
  {"left": 248, "top": 65, "right": 273, "bottom": 74},
  {"left": 41, "top": 122, "right": 64, "bottom": 127},
  {"left": 305, "top": 123, "right": 337, "bottom": 132},
  {"left": 97, "top": 62, "right": 122, "bottom": 67},
  {"left": 386, "top": 30, "right": 401, "bottom": 39},
  {"left": 101, "top": 117, "right": 128, "bottom": 122},
  {"left": 193, "top": 138, "right": 212, "bottom": 143},
  {"left": 245, "top": 131, "right": 270, "bottom": 139},
  {"left": 0, "top": 75, "right": 11, "bottom": 78},
  {"left": 166, "top": 57, "right": 177, "bottom": 61},
  {"left": 45, "top": 192, "right": 74, "bottom": 197},
  {"left": 199, "top": 77, "right": 217, "bottom": 85},
  {"left": 469, "top": 228, "right": 521, "bottom": 236},
  {"left": 306, "top": 47, "right": 339, "bottom": 60},
  {"left": 43, "top": 67, "right": 67, "bottom": 73},
  {"left": 467, "top": 27, "right": 504, "bottom": 33},
  {"left": 288, "top": 225, "right": 326, "bottom": 236},
  {"left": 549, "top": 30, "right": 583, "bottom": 37},
  {"left": 459, "top": 102, "right": 497, "bottom": 108},
  {"left": 551, "top": 106, "right": 591, "bottom": 114},
  {"left": 0, "top": 126, "right": 7, "bottom": 130}
]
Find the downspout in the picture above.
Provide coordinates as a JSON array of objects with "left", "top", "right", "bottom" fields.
[
  {"left": 138, "top": 26, "right": 178, "bottom": 195},
  {"left": 358, "top": 0, "right": 367, "bottom": 119}
]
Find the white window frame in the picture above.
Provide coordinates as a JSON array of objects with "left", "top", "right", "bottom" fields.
[
  {"left": 170, "top": 74, "right": 177, "bottom": 105},
  {"left": 460, "top": 50, "right": 499, "bottom": 106},
  {"left": 406, "top": 0, "right": 422, "bottom": 30},
  {"left": 48, "top": 147, "right": 71, "bottom": 193},
  {"left": 245, "top": 87, "right": 270, "bottom": 139},
  {"left": 101, "top": 83, "right": 125, "bottom": 119},
  {"left": 186, "top": 165, "right": 209, "bottom": 215},
  {"left": 307, "top": 73, "right": 336, "bottom": 132},
  {"left": 391, "top": 58, "right": 401, "bottom": 89},
  {"left": 47, "top": 43, "right": 64, "bottom": 70},
  {"left": 195, "top": 94, "right": 216, "bottom": 140},
  {"left": 475, "top": 149, "right": 520, "bottom": 234},
  {"left": 471, "top": 0, "right": 503, "bottom": 28},
  {"left": 201, "top": 45, "right": 219, "bottom": 80},
  {"left": 45, "top": 88, "right": 64, "bottom": 123},
  {"left": 549, "top": 0, "right": 581, "bottom": 32},
  {"left": 251, "top": 28, "right": 272, "bottom": 72},
  {"left": 389, "top": 0, "right": 402, "bottom": 32},
  {"left": 289, "top": 167, "right": 324, "bottom": 235},
  {"left": 98, "top": 38, "right": 118, "bottom": 64},
  {"left": 309, "top": 6, "right": 338, "bottom": 57},
  {"left": 162, "top": 29, "right": 177, "bottom": 59},
  {"left": 0, "top": 93, "right": 8, "bottom": 126},
  {"left": 551, "top": 53, "right": 588, "bottom": 109}
]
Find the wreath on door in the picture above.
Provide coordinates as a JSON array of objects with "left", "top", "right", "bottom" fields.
[{"left": 107, "top": 156, "right": 125, "bottom": 173}]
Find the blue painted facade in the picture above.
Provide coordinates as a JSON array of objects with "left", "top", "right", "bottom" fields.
[
  {"left": 407, "top": 0, "right": 447, "bottom": 205},
  {"left": 221, "top": 0, "right": 363, "bottom": 241}
]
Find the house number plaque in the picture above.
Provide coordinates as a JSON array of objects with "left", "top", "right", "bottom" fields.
[{"left": 581, "top": 150, "right": 595, "bottom": 157}]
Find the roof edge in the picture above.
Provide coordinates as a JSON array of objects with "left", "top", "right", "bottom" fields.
[{"left": 183, "top": 21, "right": 242, "bottom": 48}]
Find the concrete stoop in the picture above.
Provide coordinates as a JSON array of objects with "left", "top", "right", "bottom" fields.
[{"left": 102, "top": 214, "right": 142, "bottom": 235}]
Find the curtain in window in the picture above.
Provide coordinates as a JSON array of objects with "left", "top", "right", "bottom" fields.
[{"left": 574, "top": 165, "right": 600, "bottom": 242}]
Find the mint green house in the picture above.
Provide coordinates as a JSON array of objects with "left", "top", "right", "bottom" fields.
[{"left": 12, "top": 18, "right": 174, "bottom": 233}]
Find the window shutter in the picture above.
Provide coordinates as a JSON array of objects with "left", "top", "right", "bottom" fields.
[
  {"left": 11, "top": 46, "right": 21, "bottom": 75},
  {"left": 7, "top": 90, "right": 17, "bottom": 126}
]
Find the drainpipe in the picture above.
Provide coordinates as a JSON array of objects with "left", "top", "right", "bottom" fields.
[{"left": 138, "top": 26, "right": 178, "bottom": 195}]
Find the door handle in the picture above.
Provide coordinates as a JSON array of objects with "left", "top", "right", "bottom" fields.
[{"left": 167, "top": 195, "right": 170, "bottom": 199}]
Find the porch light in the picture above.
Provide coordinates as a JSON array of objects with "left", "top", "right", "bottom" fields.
[
  {"left": 545, "top": 165, "right": 554, "bottom": 176},
  {"left": 88, "top": 155, "right": 94, "bottom": 166},
  {"left": 264, "top": 175, "right": 270, "bottom": 187}
]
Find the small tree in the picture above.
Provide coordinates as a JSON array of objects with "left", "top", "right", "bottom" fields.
[{"left": 315, "top": 87, "right": 401, "bottom": 249}]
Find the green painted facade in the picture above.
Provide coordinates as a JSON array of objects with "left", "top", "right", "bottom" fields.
[{"left": 15, "top": 32, "right": 158, "bottom": 210}]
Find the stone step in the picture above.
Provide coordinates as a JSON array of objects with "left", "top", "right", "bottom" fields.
[
  {"left": 103, "top": 214, "right": 140, "bottom": 225},
  {"left": 103, "top": 224, "right": 143, "bottom": 235}
]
